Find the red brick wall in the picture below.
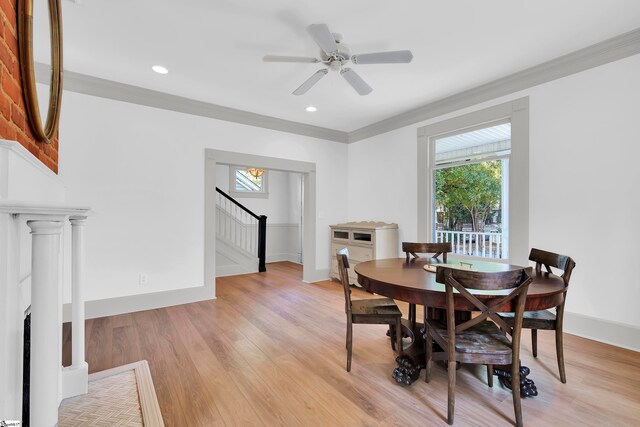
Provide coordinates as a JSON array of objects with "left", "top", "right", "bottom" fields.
[{"left": 0, "top": 0, "right": 58, "bottom": 173}]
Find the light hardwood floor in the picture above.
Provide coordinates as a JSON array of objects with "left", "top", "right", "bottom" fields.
[{"left": 68, "top": 262, "right": 640, "bottom": 426}]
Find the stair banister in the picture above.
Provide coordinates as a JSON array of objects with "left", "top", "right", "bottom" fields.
[{"left": 215, "top": 187, "right": 267, "bottom": 272}]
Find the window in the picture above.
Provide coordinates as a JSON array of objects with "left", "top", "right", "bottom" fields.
[
  {"left": 417, "top": 98, "right": 530, "bottom": 264},
  {"left": 229, "top": 166, "right": 269, "bottom": 198},
  {"left": 433, "top": 122, "right": 510, "bottom": 259}
]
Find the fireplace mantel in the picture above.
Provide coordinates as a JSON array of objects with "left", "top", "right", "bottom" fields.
[
  {"left": 1, "top": 140, "right": 91, "bottom": 426},
  {"left": 0, "top": 202, "right": 91, "bottom": 217}
]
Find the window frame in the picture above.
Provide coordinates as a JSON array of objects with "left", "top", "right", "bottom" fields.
[
  {"left": 229, "top": 165, "right": 269, "bottom": 199},
  {"left": 417, "top": 98, "right": 529, "bottom": 265}
]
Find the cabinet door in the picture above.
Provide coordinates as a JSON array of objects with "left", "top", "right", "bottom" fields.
[{"left": 349, "top": 245, "right": 374, "bottom": 262}]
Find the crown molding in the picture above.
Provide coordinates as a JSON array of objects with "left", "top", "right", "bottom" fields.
[
  {"left": 348, "top": 27, "right": 640, "bottom": 142},
  {"left": 35, "top": 27, "right": 640, "bottom": 145},
  {"left": 34, "top": 63, "right": 349, "bottom": 144}
]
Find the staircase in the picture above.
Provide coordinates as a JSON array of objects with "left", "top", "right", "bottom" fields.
[{"left": 215, "top": 188, "right": 267, "bottom": 276}]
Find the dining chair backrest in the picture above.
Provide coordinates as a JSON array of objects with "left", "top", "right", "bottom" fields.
[
  {"left": 435, "top": 267, "right": 530, "bottom": 290},
  {"left": 529, "top": 248, "right": 576, "bottom": 286},
  {"left": 402, "top": 242, "right": 452, "bottom": 264},
  {"left": 436, "top": 266, "right": 532, "bottom": 338},
  {"left": 336, "top": 248, "right": 352, "bottom": 316}
]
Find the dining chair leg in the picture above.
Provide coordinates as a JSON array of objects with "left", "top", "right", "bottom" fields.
[
  {"left": 346, "top": 326, "right": 349, "bottom": 350},
  {"left": 487, "top": 364, "right": 493, "bottom": 387},
  {"left": 531, "top": 329, "right": 538, "bottom": 357},
  {"left": 512, "top": 361, "right": 523, "bottom": 427},
  {"left": 447, "top": 360, "right": 456, "bottom": 425},
  {"left": 346, "top": 320, "right": 353, "bottom": 372},
  {"left": 424, "top": 327, "right": 432, "bottom": 383},
  {"left": 556, "top": 327, "right": 566, "bottom": 383}
]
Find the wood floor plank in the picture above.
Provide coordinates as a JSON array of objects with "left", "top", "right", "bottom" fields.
[
  {"left": 164, "top": 305, "right": 265, "bottom": 427},
  {"left": 76, "top": 262, "right": 640, "bottom": 426}
]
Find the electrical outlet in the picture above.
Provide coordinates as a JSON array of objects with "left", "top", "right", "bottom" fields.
[{"left": 139, "top": 273, "right": 148, "bottom": 285}]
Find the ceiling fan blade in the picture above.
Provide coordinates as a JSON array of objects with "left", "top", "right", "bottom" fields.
[
  {"left": 351, "top": 50, "right": 414, "bottom": 64},
  {"left": 307, "top": 24, "right": 339, "bottom": 55},
  {"left": 263, "top": 55, "right": 319, "bottom": 63},
  {"left": 340, "top": 68, "right": 372, "bottom": 95},
  {"left": 293, "top": 69, "right": 328, "bottom": 95}
]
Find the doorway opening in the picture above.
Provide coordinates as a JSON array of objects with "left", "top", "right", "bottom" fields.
[{"left": 204, "top": 149, "right": 318, "bottom": 296}]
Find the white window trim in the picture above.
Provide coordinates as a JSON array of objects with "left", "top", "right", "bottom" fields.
[
  {"left": 229, "top": 165, "right": 269, "bottom": 199},
  {"left": 417, "top": 97, "right": 530, "bottom": 265}
]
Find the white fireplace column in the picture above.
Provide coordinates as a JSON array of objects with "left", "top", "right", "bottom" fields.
[
  {"left": 27, "top": 219, "right": 64, "bottom": 427},
  {"left": 62, "top": 216, "right": 89, "bottom": 399}
]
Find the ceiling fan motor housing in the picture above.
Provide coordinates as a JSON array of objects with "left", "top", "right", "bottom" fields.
[{"left": 320, "top": 38, "right": 351, "bottom": 64}]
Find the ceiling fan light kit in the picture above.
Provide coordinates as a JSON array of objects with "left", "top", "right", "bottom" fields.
[{"left": 264, "top": 23, "right": 413, "bottom": 96}]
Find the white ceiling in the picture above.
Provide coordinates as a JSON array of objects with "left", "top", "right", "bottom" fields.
[{"left": 34, "top": 0, "right": 640, "bottom": 132}]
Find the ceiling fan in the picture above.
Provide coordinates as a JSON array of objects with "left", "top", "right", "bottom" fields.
[{"left": 263, "top": 24, "right": 413, "bottom": 96}]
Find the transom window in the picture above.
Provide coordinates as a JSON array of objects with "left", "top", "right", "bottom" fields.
[{"left": 229, "top": 166, "right": 269, "bottom": 198}]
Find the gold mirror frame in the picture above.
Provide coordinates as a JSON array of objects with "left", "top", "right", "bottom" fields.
[{"left": 17, "top": 0, "right": 63, "bottom": 144}]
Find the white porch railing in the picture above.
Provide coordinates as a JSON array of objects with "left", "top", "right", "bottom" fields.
[{"left": 436, "top": 230, "right": 504, "bottom": 258}]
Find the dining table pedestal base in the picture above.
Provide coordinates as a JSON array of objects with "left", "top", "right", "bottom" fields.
[
  {"left": 493, "top": 365, "right": 539, "bottom": 397},
  {"left": 390, "top": 319, "right": 425, "bottom": 385},
  {"left": 392, "top": 354, "right": 423, "bottom": 385}
]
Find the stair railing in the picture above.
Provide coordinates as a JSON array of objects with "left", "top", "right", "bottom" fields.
[{"left": 215, "top": 187, "right": 267, "bottom": 272}]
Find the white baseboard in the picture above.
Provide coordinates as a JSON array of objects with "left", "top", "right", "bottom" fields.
[
  {"left": 564, "top": 311, "right": 640, "bottom": 352},
  {"left": 215, "top": 264, "right": 256, "bottom": 277},
  {"left": 266, "top": 253, "right": 302, "bottom": 263},
  {"left": 63, "top": 283, "right": 215, "bottom": 320},
  {"left": 303, "top": 268, "right": 330, "bottom": 284}
]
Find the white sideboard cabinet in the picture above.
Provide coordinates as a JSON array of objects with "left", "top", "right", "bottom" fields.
[{"left": 330, "top": 221, "right": 399, "bottom": 284}]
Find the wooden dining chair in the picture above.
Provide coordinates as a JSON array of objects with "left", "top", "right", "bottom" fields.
[
  {"left": 500, "top": 248, "right": 576, "bottom": 383},
  {"left": 424, "top": 266, "right": 532, "bottom": 426},
  {"left": 336, "top": 248, "right": 403, "bottom": 372},
  {"left": 402, "top": 242, "right": 453, "bottom": 329}
]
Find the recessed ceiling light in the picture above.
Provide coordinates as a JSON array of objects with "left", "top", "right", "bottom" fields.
[
  {"left": 305, "top": 106, "right": 317, "bottom": 112},
  {"left": 152, "top": 65, "right": 168, "bottom": 74}
]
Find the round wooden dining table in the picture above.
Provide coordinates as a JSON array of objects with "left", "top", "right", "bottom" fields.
[{"left": 354, "top": 257, "right": 566, "bottom": 395}]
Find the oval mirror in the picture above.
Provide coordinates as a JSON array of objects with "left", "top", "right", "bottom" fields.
[{"left": 18, "top": 0, "right": 63, "bottom": 144}]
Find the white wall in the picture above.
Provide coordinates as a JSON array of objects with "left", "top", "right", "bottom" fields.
[
  {"left": 348, "top": 54, "right": 640, "bottom": 335},
  {"left": 347, "top": 126, "right": 419, "bottom": 247},
  {"left": 58, "top": 91, "right": 347, "bottom": 302}
]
